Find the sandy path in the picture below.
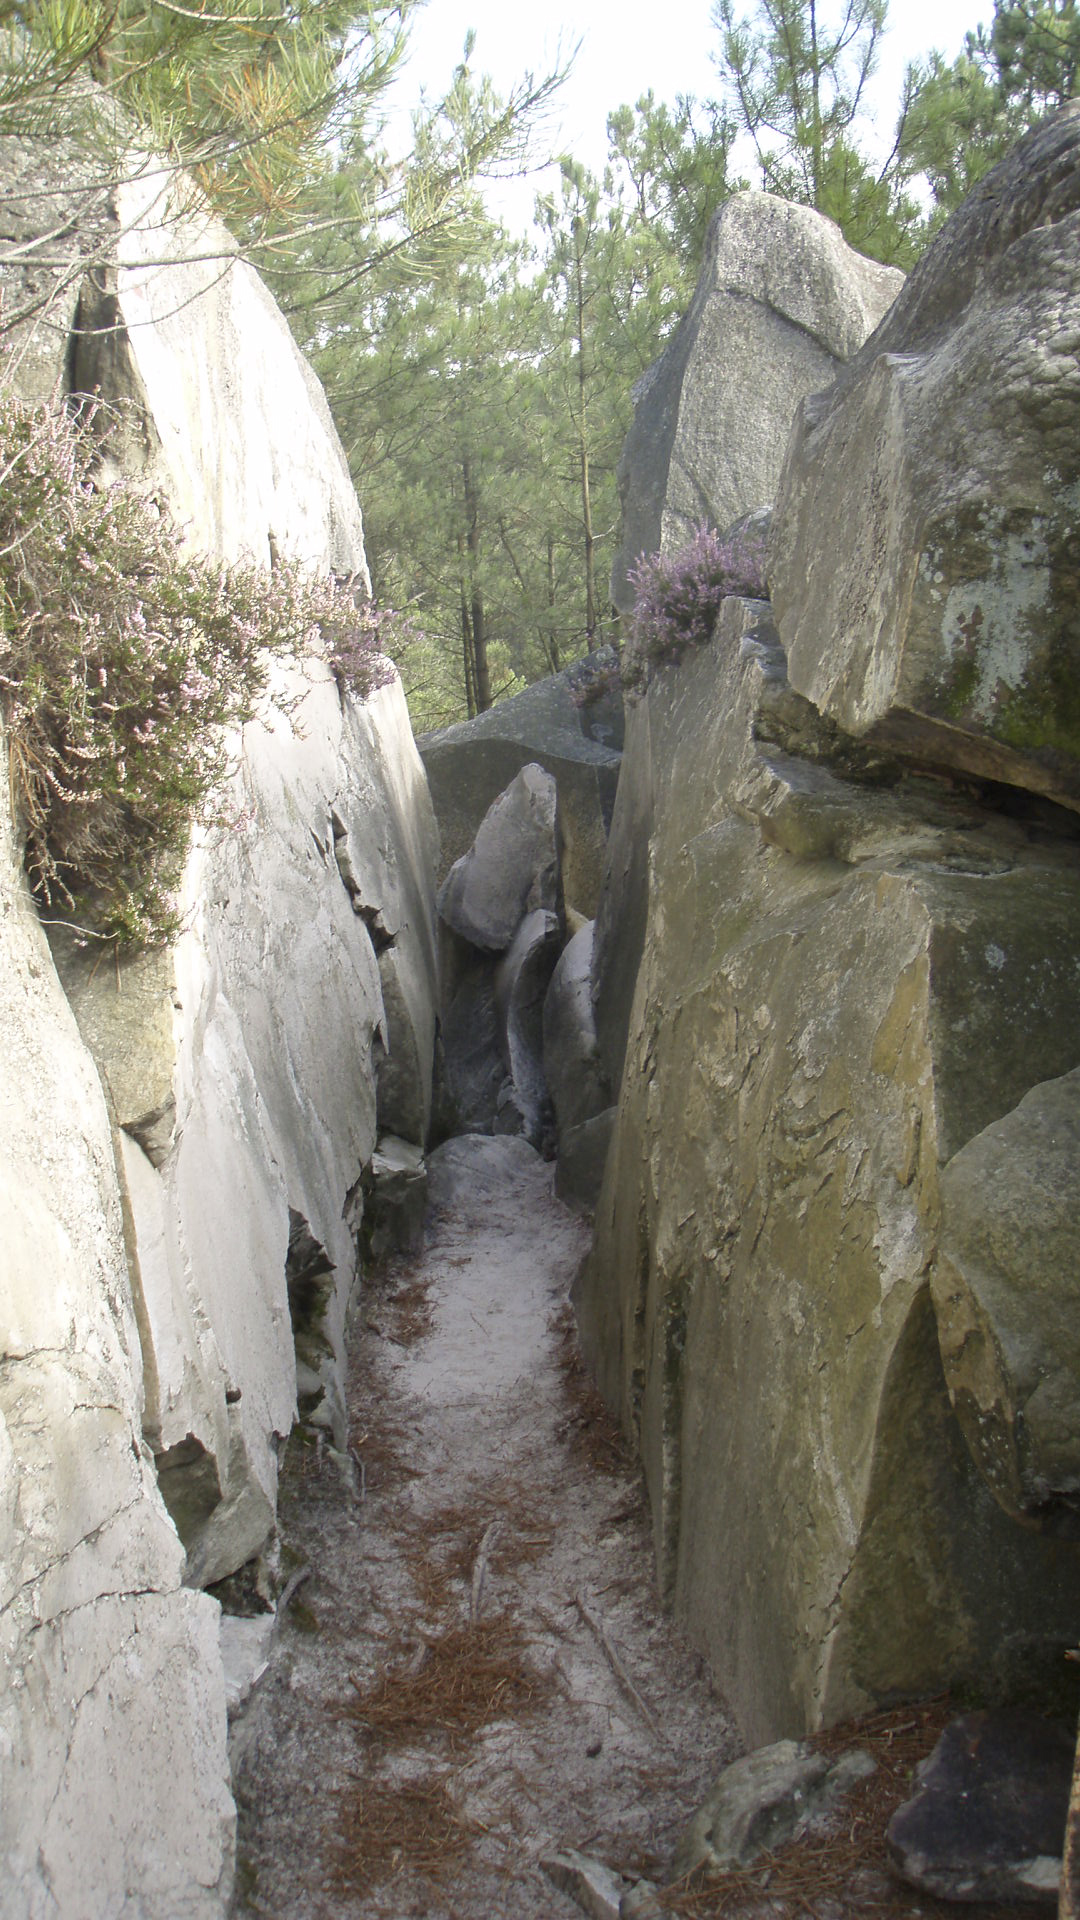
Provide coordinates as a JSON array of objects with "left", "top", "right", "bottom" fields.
[{"left": 229, "top": 1134, "right": 735, "bottom": 1918}]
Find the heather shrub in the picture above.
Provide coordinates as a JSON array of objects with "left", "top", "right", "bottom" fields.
[
  {"left": 0, "top": 388, "right": 398, "bottom": 946},
  {"left": 621, "top": 522, "right": 768, "bottom": 696}
]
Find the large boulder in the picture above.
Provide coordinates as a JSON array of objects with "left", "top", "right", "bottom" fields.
[
  {"left": 768, "top": 105, "right": 1080, "bottom": 812},
  {"left": 574, "top": 605, "right": 1080, "bottom": 1746},
  {"left": 610, "top": 191, "right": 902, "bottom": 613},
  {"left": 420, "top": 666, "right": 622, "bottom": 921},
  {"left": 931, "top": 1066, "right": 1080, "bottom": 1528}
]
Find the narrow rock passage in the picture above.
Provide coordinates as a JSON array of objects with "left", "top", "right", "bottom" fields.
[{"left": 230, "top": 1135, "right": 735, "bottom": 1917}]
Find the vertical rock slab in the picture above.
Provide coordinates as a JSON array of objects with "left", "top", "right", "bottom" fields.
[
  {"left": 610, "top": 191, "right": 902, "bottom": 612},
  {"left": 768, "top": 104, "right": 1080, "bottom": 811},
  {"left": 0, "top": 736, "right": 234, "bottom": 1918}
]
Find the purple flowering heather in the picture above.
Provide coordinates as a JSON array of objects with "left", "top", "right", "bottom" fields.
[{"left": 622, "top": 522, "right": 768, "bottom": 696}]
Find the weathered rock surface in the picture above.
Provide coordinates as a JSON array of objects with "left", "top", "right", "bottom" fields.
[
  {"left": 421, "top": 668, "right": 622, "bottom": 920},
  {"left": 887, "top": 1711, "right": 1073, "bottom": 1905},
  {"left": 672, "top": 1740, "right": 875, "bottom": 1877},
  {"left": 575, "top": 604, "right": 1080, "bottom": 1744},
  {"left": 932, "top": 1067, "right": 1080, "bottom": 1530},
  {"left": 610, "top": 191, "right": 902, "bottom": 612},
  {"left": 437, "top": 762, "right": 561, "bottom": 951},
  {"left": 494, "top": 908, "right": 563, "bottom": 1149},
  {"left": 543, "top": 922, "right": 610, "bottom": 1139},
  {"left": 768, "top": 104, "right": 1080, "bottom": 812},
  {"left": 0, "top": 727, "right": 234, "bottom": 1917},
  {"left": 53, "top": 665, "right": 438, "bottom": 1589}
]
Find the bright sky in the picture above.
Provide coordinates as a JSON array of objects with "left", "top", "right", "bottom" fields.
[{"left": 385, "top": 0, "right": 992, "bottom": 229}]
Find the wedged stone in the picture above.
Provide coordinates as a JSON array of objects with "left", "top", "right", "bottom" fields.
[
  {"left": 672, "top": 1740, "right": 875, "bottom": 1877},
  {"left": 425, "top": 1132, "right": 547, "bottom": 1213},
  {"left": 769, "top": 104, "right": 1080, "bottom": 813},
  {"left": 932, "top": 1067, "right": 1080, "bottom": 1527},
  {"left": 439, "top": 957, "right": 505, "bottom": 1135},
  {"left": 886, "top": 1711, "right": 1073, "bottom": 1905},
  {"left": 575, "top": 611, "right": 1080, "bottom": 1744},
  {"left": 0, "top": 734, "right": 234, "bottom": 1915},
  {"left": 437, "top": 762, "right": 561, "bottom": 952},
  {"left": 494, "top": 909, "right": 564, "bottom": 1150},
  {"left": 421, "top": 670, "right": 621, "bottom": 920},
  {"left": 556, "top": 1109, "right": 617, "bottom": 1215},
  {"left": 363, "top": 1135, "right": 428, "bottom": 1260},
  {"left": 543, "top": 922, "right": 610, "bottom": 1141},
  {"left": 219, "top": 1610, "right": 275, "bottom": 1714},
  {"left": 610, "top": 190, "right": 902, "bottom": 612}
]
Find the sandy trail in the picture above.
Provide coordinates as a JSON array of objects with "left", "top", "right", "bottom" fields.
[{"left": 230, "top": 1134, "right": 735, "bottom": 1918}]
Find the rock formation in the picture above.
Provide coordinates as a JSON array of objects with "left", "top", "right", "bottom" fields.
[
  {"left": 609, "top": 191, "right": 903, "bottom": 613},
  {"left": 0, "top": 135, "right": 438, "bottom": 1913},
  {"left": 580, "top": 113, "right": 1080, "bottom": 1745},
  {"left": 420, "top": 658, "right": 622, "bottom": 922},
  {"left": 768, "top": 104, "right": 1080, "bottom": 813}
]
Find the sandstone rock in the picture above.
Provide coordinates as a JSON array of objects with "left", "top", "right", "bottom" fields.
[
  {"left": 672, "top": 1740, "right": 875, "bottom": 1877},
  {"left": 932, "top": 1066, "right": 1080, "bottom": 1527},
  {"left": 0, "top": 727, "right": 234, "bottom": 1915},
  {"left": 887, "top": 1711, "right": 1073, "bottom": 1905},
  {"left": 543, "top": 922, "right": 611, "bottom": 1140},
  {"left": 555, "top": 1109, "right": 617, "bottom": 1215},
  {"left": 575, "top": 607, "right": 1080, "bottom": 1744},
  {"left": 437, "top": 762, "right": 561, "bottom": 951},
  {"left": 610, "top": 191, "right": 902, "bottom": 613},
  {"left": 219, "top": 1610, "right": 275, "bottom": 1713},
  {"left": 421, "top": 670, "right": 621, "bottom": 920},
  {"left": 768, "top": 104, "right": 1080, "bottom": 812},
  {"left": 439, "top": 956, "right": 506, "bottom": 1136},
  {"left": 494, "top": 908, "right": 564, "bottom": 1150}
]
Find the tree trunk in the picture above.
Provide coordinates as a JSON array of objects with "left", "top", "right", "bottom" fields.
[
  {"left": 574, "top": 231, "right": 600, "bottom": 650},
  {"left": 462, "top": 453, "right": 492, "bottom": 711}
]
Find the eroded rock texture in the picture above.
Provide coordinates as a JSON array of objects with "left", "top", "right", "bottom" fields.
[{"left": 610, "top": 191, "right": 902, "bottom": 612}]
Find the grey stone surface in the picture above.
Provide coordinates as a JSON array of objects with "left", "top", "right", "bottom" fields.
[
  {"left": 439, "top": 956, "right": 505, "bottom": 1136},
  {"left": 887, "top": 1712, "right": 1072, "bottom": 1905},
  {"left": 575, "top": 605, "right": 1080, "bottom": 1745},
  {"left": 611, "top": 191, "right": 902, "bottom": 612},
  {"left": 0, "top": 725, "right": 234, "bottom": 1917},
  {"left": 932, "top": 1066, "right": 1080, "bottom": 1527},
  {"left": 437, "top": 762, "right": 561, "bottom": 951},
  {"left": 543, "top": 921, "right": 610, "bottom": 1140},
  {"left": 769, "top": 104, "right": 1080, "bottom": 812},
  {"left": 421, "top": 670, "right": 621, "bottom": 920},
  {"left": 673, "top": 1740, "right": 875, "bottom": 1876},
  {"left": 541, "top": 1848, "right": 629, "bottom": 1919}
]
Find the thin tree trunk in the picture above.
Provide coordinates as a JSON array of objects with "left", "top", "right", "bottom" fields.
[
  {"left": 462, "top": 453, "right": 492, "bottom": 711},
  {"left": 574, "top": 235, "right": 599, "bottom": 651}
]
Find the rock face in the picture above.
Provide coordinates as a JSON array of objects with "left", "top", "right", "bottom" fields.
[
  {"left": 0, "top": 731, "right": 235, "bottom": 1917},
  {"left": 420, "top": 663, "right": 622, "bottom": 921},
  {"left": 575, "top": 598, "right": 1080, "bottom": 1744},
  {"left": 768, "top": 105, "right": 1080, "bottom": 813},
  {"left": 673, "top": 1740, "right": 875, "bottom": 1877},
  {"left": 610, "top": 191, "right": 902, "bottom": 612},
  {"left": 0, "top": 129, "right": 440, "bottom": 1914}
]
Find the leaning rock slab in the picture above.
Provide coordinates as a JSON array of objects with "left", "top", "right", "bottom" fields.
[
  {"left": 611, "top": 191, "right": 901, "bottom": 612},
  {"left": 543, "top": 921, "right": 610, "bottom": 1140},
  {"left": 769, "top": 104, "right": 1080, "bottom": 811},
  {"left": 887, "top": 1711, "right": 1073, "bottom": 1905},
  {"left": 932, "top": 1066, "right": 1080, "bottom": 1527}
]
